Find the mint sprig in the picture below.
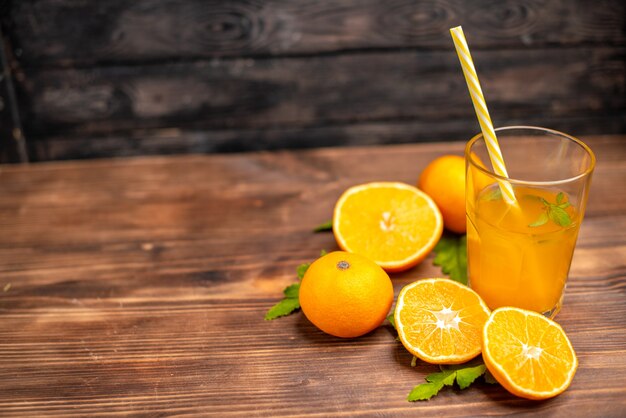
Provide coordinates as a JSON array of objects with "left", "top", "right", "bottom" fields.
[
  {"left": 408, "top": 369, "right": 456, "bottom": 401},
  {"left": 264, "top": 250, "right": 326, "bottom": 320},
  {"left": 433, "top": 234, "right": 467, "bottom": 285},
  {"left": 408, "top": 359, "right": 493, "bottom": 401},
  {"left": 528, "top": 192, "right": 573, "bottom": 228},
  {"left": 313, "top": 220, "right": 333, "bottom": 232}
]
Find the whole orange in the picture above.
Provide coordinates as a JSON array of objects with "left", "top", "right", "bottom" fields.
[
  {"left": 299, "top": 251, "right": 394, "bottom": 338},
  {"left": 418, "top": 155, "right": 466, "bottom": 233}
]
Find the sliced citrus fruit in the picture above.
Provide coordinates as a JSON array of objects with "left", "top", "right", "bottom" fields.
[
  {"left": 299, "top": 251, "right": 393, "bottom": 338},
  {"left": 333, "top": 182, "right": 443, "bottom": 272},
  {"left": 394, "top": 278, "right": 490, "bottom": 364},
  {"left": 482, "top": 307, "right": 578, "bottom": 400}
]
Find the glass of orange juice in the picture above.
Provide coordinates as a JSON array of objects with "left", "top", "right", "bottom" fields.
[{"left": 465, "top": 126, "right": 595, "bottom": 318}]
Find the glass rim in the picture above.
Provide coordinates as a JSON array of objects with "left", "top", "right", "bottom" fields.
[{"left": 465, "top": 125, "right": 596, "bottom": 186}]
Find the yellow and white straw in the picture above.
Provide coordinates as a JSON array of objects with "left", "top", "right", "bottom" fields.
[{"left": 450, "top": 26, "right": 516, "bottom": 204}]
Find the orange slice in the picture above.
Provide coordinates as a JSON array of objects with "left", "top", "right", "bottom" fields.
[
  {"left": 333, "top": 182, "right": 443, "bottom": 272},
  {"left": 394, "top": 278, "right": 491, "bottom": 364},
  {"left": 482, "top": 307, "right": 578, "bottom": 400}
]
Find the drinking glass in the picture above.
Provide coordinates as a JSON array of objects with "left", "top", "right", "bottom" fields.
[{"left": 465, "top": 126, "right": 595, "bottom": 318}]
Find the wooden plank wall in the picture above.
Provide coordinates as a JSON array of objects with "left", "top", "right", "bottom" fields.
[{"left": 1, "top": 0, "right": 625, "bottom": 162}]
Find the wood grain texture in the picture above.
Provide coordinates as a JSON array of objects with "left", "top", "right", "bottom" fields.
[
  {"left": 5, "top": 0, "right": 625, "bottom": 66},
  {"left": 3, "top": 0, "right": 625, "bottom": 161},
  {"left": 18, "top": 47, "right": 626, "bottom": 138},
  {"left": 27, "top": 115, "right": 626, "bottom": 161},
  {"left": 0, "top": 136, "right": 625, "bottom": 416}
]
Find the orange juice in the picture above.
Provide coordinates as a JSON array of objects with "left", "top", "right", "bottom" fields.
[{"left": 467, "top": 184, "right": 580, "bottom": 314}]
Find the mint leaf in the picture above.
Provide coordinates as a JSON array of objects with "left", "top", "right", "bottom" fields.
[
  {"left": 528, "top": 192, "right": 573, "bottom": 228},
  {"left": 483, "top": 187, "right": 502, "bottom": 201},
  {"left": 266, "top": 251, "right": 327, "bottom": 320},
  {"left": 387, "top": 313, "right": 396, "bottom": 330},
  {"left": 528, "top": 212, "right": 548, "bottom": 227},
  {"left": 408, "top": 369, "right": 456, "bottom": 401},
  {"left": 427, "top": 369, "right": 457, "bottom": 386},
  {"left": 549, "top": 206, "right": 572, "bottom": 227},
  {"left": 313, "top": 220, "right": 333, "bottom": 232},
  {"left": 265, "top": 278, "right": 302, "bottom": 320},
  {"left": 408, "top": 359, "right": 496, "bottom": 401},
  {"left": 407, "top": 381, "right": 444, "bottom": 401},
  {"left": 264, "top": 297, "right": 300, "bottom": 320},
  {"left": 455, "top": 364, "right": 487, "bottom": 389},
  {"left": 433, "top": 234, "right": 467, "bottom": 285},
  {"left": 557, "top": 192, "right": 565, "bottom": 205},
  {"left": 296, "top": 263, "right": 310, "bottom": 279},
  {"left": 484, "top": 369, "right": 498, "bottom": 384},
  {"left": 283, "top": 283, "right": 300, "bottom": 298}
]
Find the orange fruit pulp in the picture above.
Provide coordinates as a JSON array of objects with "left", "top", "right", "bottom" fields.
[
  {"left": 299, "top": 251, "right": 394, "bottom": 338},
  {"left": 482, "top": 307, "right": 578, "bottom": 400},
  {"left": 418, "top": 155, "right": 466, "bottom": 233},
  {"left": 394, "top": 278, "right": 491, "bottom": 364},
  {"left": 333, "top": 182, "right": 443, "bottom": 272}
]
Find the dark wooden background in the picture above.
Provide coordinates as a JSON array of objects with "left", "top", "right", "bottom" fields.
[{"left": 0, "top": 0, "right": 625, "bottom": 162}]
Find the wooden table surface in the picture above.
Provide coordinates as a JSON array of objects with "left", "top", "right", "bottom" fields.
[{"left": 1, "top": 136, "right": 625, "bottom": 417}]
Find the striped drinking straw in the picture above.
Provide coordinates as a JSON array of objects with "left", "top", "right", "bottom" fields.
[{"left": 450, "top": 26, "right": 517, "bottom": 204}]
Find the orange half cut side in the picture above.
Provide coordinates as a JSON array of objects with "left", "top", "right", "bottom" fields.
[
  {"left": 394, "top": 278, "right": 491, "bottom": 364},
  {"left": 333, "top": 182, "right": 443, "bottom": 272},
  {"left": 482, "top": 307, "right": 578, "bottom": 400}
]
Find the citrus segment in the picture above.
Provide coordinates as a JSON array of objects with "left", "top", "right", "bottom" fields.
[
  {"left": 482, "top": 307, "right": 578, "bottom": 400},
  {"left": 394, "top": 278, "right": 490, "bottom": 364},
  {"left": 333, "top": 182, "right": 443, "bottom": 272},
  {"left": 299, "top": 251, "right": 394, "bottom": 338},
  {"left": 418, "top": 155, "right": 466, "bottom": 233}
]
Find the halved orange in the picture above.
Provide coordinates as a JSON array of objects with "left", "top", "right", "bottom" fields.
[
  {"left": 333, "top": 182, "right": 443, "bottom": 272},
  {"left": 394, "top": 278, "right": 491, "bottom": 364},
  {"left": 482, "top": 307, "right": 578, "bottom": 400}
]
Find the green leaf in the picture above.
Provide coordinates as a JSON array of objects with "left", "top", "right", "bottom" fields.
[
  {"left": 526, "top": 192, "right": 574, "bottom": 228},
  {"left": 483, "top": 187, "right": 502, "bottom": 201},
  {"left": 283, "top": 283, "right": 300, "bottom": 298},
  {"left": 264, "top": 297, "right": 300, "bottom": 320},
  {"left": 386, "top": 313, "right": 396, "bottom": 330},
  {"left": 408, "top": 369, "right": 456, "bottom": 401},
  {"left": 407, "top": 381, "right": 444, "bottom": 401},
  {"left": 313, "top": 220, "right": 333, "bottom": 232},
  {"left": 484, "top": 369, "right": 498, "bottom": 384},
  {"left": 455, "top": 364, "right": 487, "bottom": 389},
  {"left": 407, "top": 360, "right": 495, "bottom": 401},
  {"left": 433, "top": 234, "right": 467, "bottom": 285},
  {"left": 320, "top": 249, "right": 328, "bottom": 257},
  {"left": 265, "top": 250, "right": 330, "bottom": 320},
  {"left": 548, "top": 206, "right": 572, "bottom": 227},
  {"left": 296, "top": 263, "right": 310, "bottom": 279},
  {"left": 528, "top": 212, "right": 548, "bottom": 227},
  {"left": 427, "top": 369, "right": 457, "bottom": 386},
  {"left": 556, "top": 192, "right": 565, "bottom": 205}
]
